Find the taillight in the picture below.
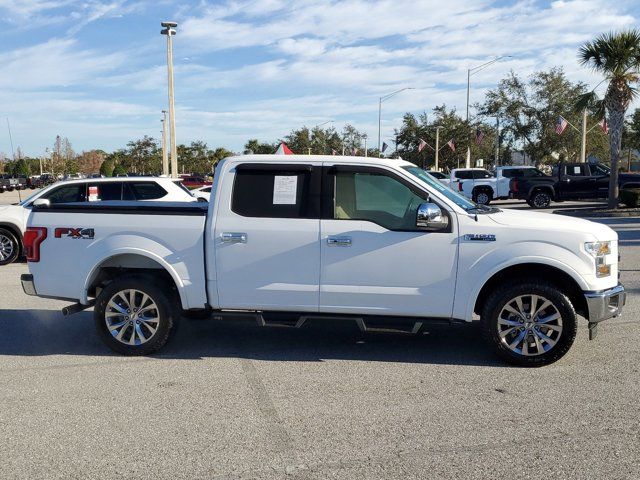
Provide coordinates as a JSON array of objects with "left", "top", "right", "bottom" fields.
[
  {"left": 512, "top": 178, "right": 519, "bottom": 192},
  {"left": 458, "top": 181, "right": 463, "bottom": 192},
  {"left": 24, "top": 227, "right": 47, "bottom": 262}
]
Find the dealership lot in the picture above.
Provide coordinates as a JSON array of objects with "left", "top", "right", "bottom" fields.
[{"left": 1, "top": 191, "right": 638, "bottom": 479}]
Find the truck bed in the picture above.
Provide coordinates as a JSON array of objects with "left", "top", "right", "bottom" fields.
[{"left": 28, "top": 201, "right": 209, "bottom": 308}]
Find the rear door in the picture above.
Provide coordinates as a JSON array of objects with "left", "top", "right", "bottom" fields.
[
  {"left": 559, "top": 164, "right": 593, "bottom": 198},
  {"left": 214, "top": 163, "right": 321, "bottom": 311},
  {"left": 319, "top": 164, "right": 457, "bottom": 318}
]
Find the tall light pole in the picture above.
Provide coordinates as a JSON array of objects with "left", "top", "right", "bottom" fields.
[
  {"left": 161, "top": 110, "right": 168, "bottom": 176},
  {"left": 465, "top": 56, "right": 510, "bottom": 168},
  {"left": 378, "top": 87, "right": 414, "bottom": 156},
  {"left": 161, "top": 21, "right": 178, "bottom": 178}
]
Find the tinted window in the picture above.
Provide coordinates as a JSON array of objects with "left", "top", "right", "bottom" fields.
[
  {"left": 87, "top": 182, "right": 122, "bottom": 201},
  {"left": 567, "top": 164, "right": 588, "bottom": 176},
  {"left": 42, "top": 184, "right": 87, "bottom": 204},
  {"left": 500, "top": 169, "right": 521, "bottom": 178},
  {"left": 232, "top": 168, "right": 312, "bottom": 218},
  {"left": 592, "top": 164, "right": 610, "bottom": 176},
  {"left": 334, "top": 171, "right": 427, "bottom": 230},
  {"left": 454, "top": 171, "right": 473, "bottom": 179},
  {"left": 126, "top": 182, "right": 168, "bottom": 200},
  {"left": 472, "top": 170, "right": 493, "bottom": 179},
  {"left": 201, "top": 187, "right": 212, "bottom": 193},
  {"left": 427, "top": 171, "right": 446, "bottom": 179}
]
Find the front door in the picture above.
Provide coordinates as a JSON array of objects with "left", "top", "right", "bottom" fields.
[
  {"left": 214, "top": 163, "right": 321, "bottom": 311},
  {"left": 319, "top": 165, "right": 458, "bottom": 319},
  {"left": 560, "top": 164, "right": 594, "bottom": 199}
]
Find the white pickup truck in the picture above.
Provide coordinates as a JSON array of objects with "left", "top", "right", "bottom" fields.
[
  {"left": 21, "top": 155, "right": 625, "bottom": 366},
  {"left": 453, "top": 166, "right": 547, "bottom": 205}
]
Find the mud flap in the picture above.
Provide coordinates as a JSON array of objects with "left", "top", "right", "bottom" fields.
[{"left": 588, "top": 321, "right": 599, "bottom": 340}]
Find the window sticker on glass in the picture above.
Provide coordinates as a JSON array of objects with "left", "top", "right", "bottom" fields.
[
  {"left": 573, "top": 166, "right": 581, "bottom": 175},
  {"left": 88, "top": 185, "right": 99, "bottom": 202},
  {"left": 273, "top": 176, "right": 297, "bottom": 204}
]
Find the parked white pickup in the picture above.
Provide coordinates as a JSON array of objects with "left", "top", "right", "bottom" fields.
[
  {"left": 452, "top": 166, "right": 546, "bottom": 205},
  {"left": 22, "top": 155, "right": 625, "bottom": 366}
]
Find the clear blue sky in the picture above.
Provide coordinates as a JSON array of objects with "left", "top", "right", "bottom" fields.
[{"left": 0, "top": 0, "right": 638, "bottom": 157}]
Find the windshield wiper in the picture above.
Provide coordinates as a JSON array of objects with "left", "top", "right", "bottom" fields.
[{"left": 466, "top": 205, "right": 500, "bottom": 214}]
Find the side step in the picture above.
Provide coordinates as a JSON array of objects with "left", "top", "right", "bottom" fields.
[
  {"left": 355, "top": 318, "right": 423, "bottom": 335},
  {"left": 257, "top": 312, "right": 306, "bottom": 328}
]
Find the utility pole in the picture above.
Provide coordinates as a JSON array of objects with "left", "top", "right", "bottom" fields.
[
  {"left": 363, "top": 134, "right": 367, "bottom": 157},
  {"left": 161, "top": 22, "right": 178, "bottom": 178},
  {"left": 161, "top": 110, "right": 168, "bottom": 176},
  {"left": 434, "top": 126, "right": 442, "bottom": 171},
  {"left": 580, "top": 108, "right": 588, "bottom": 163}
]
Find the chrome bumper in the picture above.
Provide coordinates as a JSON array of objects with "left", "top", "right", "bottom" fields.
[
  {"left": 21, "top": 274, "right": 37, "bottom": 296},
  {"left": 584, "top": 284, "right": 625, "bottom": 323}
]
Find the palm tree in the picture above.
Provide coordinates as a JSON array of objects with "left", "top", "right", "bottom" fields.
[{"left": 578, "top": 30, "right": 640, "bottom": 208}]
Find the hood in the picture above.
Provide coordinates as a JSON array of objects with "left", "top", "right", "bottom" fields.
[{"left": 488, "top": 208, "right": 617, "bottom": 241}]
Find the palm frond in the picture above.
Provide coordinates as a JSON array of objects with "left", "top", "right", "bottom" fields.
[{"left": 578, "top": 29, "right": 640, "bottom": 76}]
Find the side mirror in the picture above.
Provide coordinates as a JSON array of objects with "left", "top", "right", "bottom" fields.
[
  {"left": 417, "top": 202, "right": 448, "bottom": 231},
  {"left": 32, "top": 198, "right": 50, "bottom": 208}
]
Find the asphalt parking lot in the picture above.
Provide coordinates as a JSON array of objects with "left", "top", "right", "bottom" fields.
[{"left": 1, "top": 191, "right": 638, "bottom": 479}]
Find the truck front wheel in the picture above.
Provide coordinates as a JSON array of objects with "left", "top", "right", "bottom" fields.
[
  {"left": 0, "top": 228, "right": 20, "bottom": 266},
  {"left": 480, "top": 280, "right": 577, "bottom": 367},
  {"left": 94, "top": 274, "right": 178, "bottom": 355}
]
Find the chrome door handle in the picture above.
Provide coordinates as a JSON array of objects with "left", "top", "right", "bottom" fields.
[
  {"left": 327, "top": 236, "right": 352, "bottom": 246},
  {"left": 221, "top": 232, "right": 247, "bottom": 243}
]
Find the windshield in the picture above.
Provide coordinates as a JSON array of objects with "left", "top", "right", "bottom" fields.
[
  {"left": 19, "top": 188, "right": 46, "bottom": 206},
  {"left": 173, "top": 180, "right": 195, "bottom": 197},
  {"left": 403, "top": 166, "right": 477, "bottom": 211}
]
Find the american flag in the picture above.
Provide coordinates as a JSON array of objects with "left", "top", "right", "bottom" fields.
[
  {"left": 418, "top": 138, "right": 427, "bottom": 152},
  {"left": 599, "top": 118, "right": 609, "bottom": 134},
  {"left": 447, "top": 139, "right": 456, "bottom": 152},
  {"left": 555, "top": 116, "right": 569, "bottom": 135},
  {"left": 475, "top": 128, "right": 485, "bottom": 145},
  {"left": 381, "top": 142, "right": 388, "bottom": 153}
]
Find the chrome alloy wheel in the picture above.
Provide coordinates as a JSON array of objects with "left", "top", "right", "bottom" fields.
[
  {"left": 497, "top": 294, "right": 563, "bottom": 356},
  {"left": 105, "top": 289, "right": 160, "bottom": 346},
  {"left": 0, "top": 233, "right": 14, "bottom": 262},
  {"left": 476, "top": 192, "right": 490, "bottom": 205}
]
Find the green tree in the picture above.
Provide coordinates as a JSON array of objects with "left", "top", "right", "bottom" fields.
[
  {"left": 100, "top": 159, "right": 115, "bottom": 177},
  {"left": 578, "top": 29, "right": 640, "bottom": 208},
  {"left": 244, "top": 139, "right": 277, "bottom": 154},
  {"left": 112, "top": 164, "right": 127, "bottom": 176}
]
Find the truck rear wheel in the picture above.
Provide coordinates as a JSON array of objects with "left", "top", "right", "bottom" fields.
[
  {"left": 473, "top": 189, "right": 492, "bottom": 205},
  {"left": 94, "top": 274, "right": 178, "bottom": 355},
  {"left": 0, "top": 228, "right": 20, "bottom": 266},
  {"left": 529, "top": 191, "right": 551, "bottom": 208},
  {"left": 480, "top": 280, "right": 577, "bottom": 367}
]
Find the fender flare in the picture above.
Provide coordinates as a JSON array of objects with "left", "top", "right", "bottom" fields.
[
  {"left": 81, "top": 247, "right": 187, "bottom": 307},
  {"left": 464, "top": 257, "right": 589, "bottom": 321}
]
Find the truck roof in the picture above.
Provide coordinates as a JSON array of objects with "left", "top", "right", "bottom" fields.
[{"left": 225, "top": 154, "right": 414, "bottom": 168}]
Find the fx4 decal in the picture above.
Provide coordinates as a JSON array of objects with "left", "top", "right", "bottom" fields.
[{"left": 54, "top": 228, "right": 95, "bottom": 240}]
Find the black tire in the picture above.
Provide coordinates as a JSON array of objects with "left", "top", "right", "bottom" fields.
[
  {"left": 529, "top": 190, "right": 551, "bottom": 208},
  {"left": 0, "top": 228, "right": 20, "bottom": 266},
  {"left": 480, "top": 280, "right": 577, "bottom": 367},
  {"left": 94, "top": 274, "right": 179, "bottom": 355},
  {"left": 473, "top": 189, "right": 492, "bottom": 205}
]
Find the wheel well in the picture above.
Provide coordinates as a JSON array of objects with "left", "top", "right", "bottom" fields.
[
  {"left": 473, "top": 263, "right": 587, "bottom": 318},
  {"left": 86, "top": 254, "right": 179, "bottom": 300},
  {"left": 531, "top": 186, "right": 553, "bottom": 196},
  {"left": 0, "top": 223, "right": 23, "bottom": 254}
]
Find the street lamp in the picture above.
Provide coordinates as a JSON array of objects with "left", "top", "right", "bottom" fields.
[
  {"left": 378, "top": 87, "right": 414, "bottom": 156},
  {"left": 161, "top": 110, "right": 168, "bottom": 176},
  {"left": 161, "top": 21, "right": 178, "bottom": 178},
  {"left": 465, "top": 56, "right": 511, "bottom": 167}
]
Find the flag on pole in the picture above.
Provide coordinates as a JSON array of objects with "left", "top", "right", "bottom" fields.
[
  {"left": 598, "top": 118, "right": 609, "bottom": 134},
  {"left": 447, "top": 139, "right": 456, "bottom": 152},
  {"left": 418, "top": 138, "right": 427, "bottom": 152},
  {"left": 275, "top": 142, "right": 294, "bottom": 155},
  {"left": 555, "top": 116, "right": 568, "bottom": 135},
  {"left": 475, "top": 128, "right": 485, "bottom": 145},
  {"left": 381, "top": 142, "right": 388, "bottom": 153}
]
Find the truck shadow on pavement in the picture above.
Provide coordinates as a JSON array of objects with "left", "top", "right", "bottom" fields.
[{"left": 0, "top": 310, "right": 506, "bottom": 367}]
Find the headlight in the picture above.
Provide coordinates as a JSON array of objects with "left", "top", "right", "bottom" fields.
[
  {"left": 585, "top": 241, "right": 612, "bottom": 277},
  {"left": 585, "top": 241, "right": 611, "bottom": 257}
]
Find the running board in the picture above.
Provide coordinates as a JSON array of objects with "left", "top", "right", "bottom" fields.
[{"left": 355, "top": 318, "right": 423, "bottom": 335}]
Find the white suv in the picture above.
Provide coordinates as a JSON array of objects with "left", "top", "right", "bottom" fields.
[{"left": 0, "top": 177, "right": 196, "bottom": 265}]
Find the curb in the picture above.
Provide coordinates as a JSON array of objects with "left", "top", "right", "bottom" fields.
[{"left": 554, "top": 209, "right": 640, "bottom": 218}]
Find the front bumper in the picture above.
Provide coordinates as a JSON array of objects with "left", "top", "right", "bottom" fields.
[
  {"left": 584, "top": 284, "right": 625, "bottom": 323},
  {"left": 21, "top": 274, "right": 37, "bottom": 296}
]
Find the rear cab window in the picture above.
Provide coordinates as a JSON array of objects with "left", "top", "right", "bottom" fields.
[
  {"left": 231, "top": 164, "right": 316, "bottom": 218},
  {"left": 124, "top": 182, "right": 168, "bottom": 200}
]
